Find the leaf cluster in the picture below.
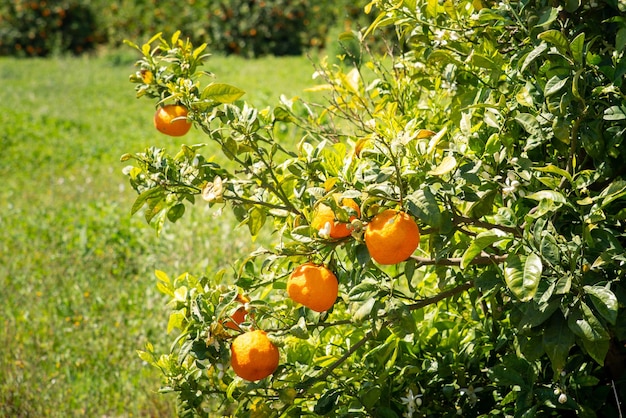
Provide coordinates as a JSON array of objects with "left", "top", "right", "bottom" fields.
[{"left": 123, "top": 1, "right": 626, "bottom": 416}]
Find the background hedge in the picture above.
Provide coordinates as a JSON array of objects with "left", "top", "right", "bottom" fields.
[{"left": 0, "top": 0, "right": 372, "bottom": 57}]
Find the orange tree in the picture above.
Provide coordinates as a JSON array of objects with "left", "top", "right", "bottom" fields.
[{"left": 121, "top": 0, "right": 626, "bottom": 416}]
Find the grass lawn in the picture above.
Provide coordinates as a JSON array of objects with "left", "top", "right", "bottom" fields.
[{"left": 0, "top": 51, "right": 320, "bottom": 417}]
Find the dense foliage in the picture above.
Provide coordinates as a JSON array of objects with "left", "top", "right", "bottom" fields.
[
  {"left": 0, "top": 0, "right": 368, "bottom": 57},
  {"left": 0, "top": 0, "right": 97, "bottom": 56},
  {"left": 122, "top": 0, "right": 626, "bottom": 416}
]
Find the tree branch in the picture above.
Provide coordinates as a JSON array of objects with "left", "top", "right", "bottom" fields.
[
  {"left": 405, "top": 281, "right": 474, "bottom": 311},
  {"left": 453, "top": 214, "right": 522, "bottom": 237},
  {"left": 297, "top": 281, "right": 476, "bottom": 390},
  {"left": 411, "top": 252, "right": 508, "bottom": 267}
]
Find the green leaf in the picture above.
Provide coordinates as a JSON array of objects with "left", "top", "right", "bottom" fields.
[
  {"left": 338, "top": 31, "right": 357, "bottom": 41},
  {"left": 273, "top": 106, "right": 293, "bottom": 122},
  {"left": 544, "top": 76, "right": 569, "bottom": 97},
  {"left": 533, "top": 164, "right": 573, "bottom": 185},
  {"left": 348, "top": 278, "right": 380, "bottom": 300},
  {"left": 314, "top": 389, "right": 341, "bottom": 415},
  {"left": 137, "top": 350, "right": 155, "bottom": 365},
  {"left": 542, "top": 313, "right": 574, "bottom": 373},
  {"left": 407, "top": 187, "right": 442, "bottom": 227},
  {"left": 461, "top": 229, "right": 511, "bottom": 269},
  {"left": 564, "top": 0, "right": 581, "bottom": 12},
  {"left": 570, "top": 32, "right": 585, "bottom": 64},
  {"left": 489, "top": 356, "right": 530, "bottom": 386},
  {"left": 167, "top": 309, "right": 186, "bottom": 334},
  {"left": 519, "top": 300, "right": 560, "bottom": 329},
  {"left": 515, "top": 113, "right": 541, "bottom": 136},
  {"left": 468, "top": 189, "right": 497, "bottom": 218},
  {"left": 525, "top": 190, "right": 567, "bottom": 204},
  {"left": 504, "top": 253, "right": 542, "bottom": 302},
  {"left": 599, "top": 179, "right": 626, "bottom": 208},
  {"left": 535, "top": 7, "right": 559, "bottom": 28},
  {"left": 167, "top": 203, "right": 185, "bottom": 223},
  {"left": 567, "top": 302, "right": 610, "bottom": 342},
  {"left": 584, "top": 285, "right": 618, "bottom": 325},
  {"left": 603, "top": 105, "right": 626, "bottom": 121},
  {"left": 131, "top": 187, "right": 164, "bottom": 215},
  {"left": 617, "top": 27, "right": 626, "bottom": 52},
  {"left": 426, "top": 0, "right": 439, "bottom": 18},
  {"left": 246, "top": 207, "right": 266, "bottom": 238},
  {"left": 352, "top": 298, "right": 377, "bottom": 322},
  {"left": 538, "top": 30, "right": 570, "bottom": 55},
  {"left": 582, "top": 337, "right": 610, "bottom": 366},
  {"left": 572, "top": 69, "right": 584, "bottom": 101},
  {"left": 428, "top": 155, "right": 456, "bottom": 176},
  {"left": 289, "top": 316, "right": 310, "bottom": 339},
  {"left": 540, "top": 233, "right": 560, "bottom": 266},
  {"left": 521, "top": 43, "right": 548, "bottom": 73},
  {"left": 360, "top": 385, "right": 382, "bottom": 409},
  {"left": 201, "top": 83, "right": 245, "bottom": 103}
]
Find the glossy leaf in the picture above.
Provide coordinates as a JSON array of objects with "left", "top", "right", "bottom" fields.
[
  {"left": 525, "top": 190, "right": 567, "bottom": 204},
  {"left": 428, "top": 155, "right": 457, "bottom": 176},
  {"left": 314, "top": 389, "right": 341, "bottom": 415},
  {"left": 461, "top": 229, "right": 510, "bottom": 269},
  {"left": 538, "top": 29, "right": 570, "bottom": 55},
  {"left": 407, "top": 187, "right": 442, "bottom": 227},
  {"left": 584, "top": 285, "right": 618, "bottom": 325},
  {"left": 570, "top": 32, "right": 586, "bottom": 64},
  {"left": 568, "top": 302, "right": 610, "bottom": 342},
  {"left": 201, "top": 83, "right": 245, "bottom": 103},
  {"left": 521, "top": 43, "right": 548, "bottom": 73},
  {"left": 544, "top": 76, "right": 569, "bottom": 97},
  {"left": 504, "top": 253, "right": 542, "bottom": 302}
]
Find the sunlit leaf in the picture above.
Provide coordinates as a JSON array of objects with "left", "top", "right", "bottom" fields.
[
  {"left": 584, "top": 285, "right": 618, "bottom": 325},
  {"left": 407, "top": 188, "right": 442, "bottom": 227},
  {"left": 201, "top": 83, "right": 245, "bottom": 103},
  {"left": 603, "top": 105, "right": 626, "bottom": 121},
  {"left": 428, "top": 156, "right": 456, "bottom": 176},
  {"left": 521, "top": 43, "right": 548, "bottom": 73},
  {"left": 567, "top": 302, "right": 610, "bottom": 342},
  {"left": 544, "top": 76, "right": 569, "bottom": 97},
  {"left": 570, "top": 32, "right": 585, "bottom": 64},
  {"left": 525, "top": 190, "right": 567, "bottom": 204},
  {"left": 461, "top": 229, "right": 511, "bottom": 269},
  {"left": 504, "top": 253, "right": 542, "bottom": 302},
  {"left": 533, "top": 164, "right": 573, "bottom": 185},
  {"left": 538, "top": 29, "right": 569, "bottom": 54},
  {"left": 132, "top": 187, "right": 164, "bottom": 215}
]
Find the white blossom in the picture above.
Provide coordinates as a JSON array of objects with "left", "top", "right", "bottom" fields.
[
  {"left": 318, "top": 221, "right": 332, "bottom": 239},
  {"left": 400, "top": 389, "right": 423, "bottom": 418},
  {"left": 459, "top": 385, "right": 483, "bottom": 406}
]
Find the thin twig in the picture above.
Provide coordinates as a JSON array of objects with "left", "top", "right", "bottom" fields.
[
  {"left": 453, "top": 214, "right": 522, "bottom": 237},
  {"left": 297, "top": 281, "right": 475, "bottom": 389},
  {"left": 405, "top": 281, "right": 474, "bottom": 311},
  {"left": 613, "top": 379, "right": 624, "bottom": 418},
  {"left": 411, "top": 253, "right": 508, "bottom": 267}
]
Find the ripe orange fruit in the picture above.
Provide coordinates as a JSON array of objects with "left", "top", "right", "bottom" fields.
[
  {"left": 287, "top": 263, "right": 338, "bottom": 312},
  {"left": 223, "top": 294, "right": 251, "bottom": 330},
  {"left": 364, "top": 209, "right": 420, "bottom": 265},
  {"left": 230, "top": 330, "right": 279, "bottom": 381},
  {"left": 154, "top": 104, "right": 191, "bottom": 137},
  {"left": 311, "top": 196, "right": 360, "bottom": 238}
]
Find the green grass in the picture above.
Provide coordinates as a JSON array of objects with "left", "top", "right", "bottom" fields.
[{"left": 0, "top": 52, "right": 319, "bottom": 417}]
